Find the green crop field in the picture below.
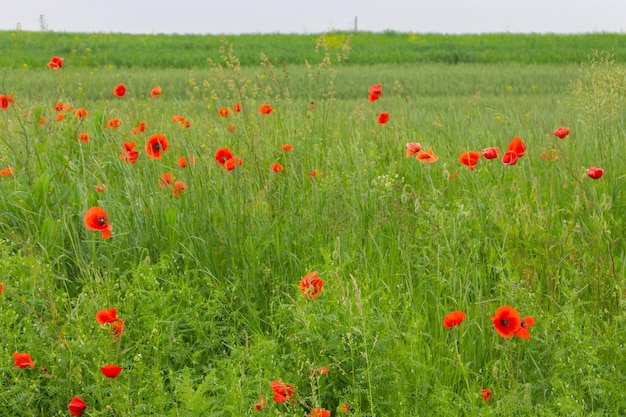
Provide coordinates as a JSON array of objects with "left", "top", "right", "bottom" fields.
[{"left": 0, "top": 31, "right": 624, "bottom": 416}]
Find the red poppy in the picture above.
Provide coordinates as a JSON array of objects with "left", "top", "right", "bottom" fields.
[
  {"left": 112, "top": 319, "right": 124, "bottom": 339},
  {"left": 227, "top": 125, "right": 236, "bottom": 133},
  {"left": 0, "top": 283, "right": 3, "bottom": 292},
  {"left": 233, "top": 102, "right": 241, "bottom": 113},
  {"left": 405, "top": 142, "right": 422, "bottom": 157},
  {"left": 0, "top": 95, "right": 9, "bottom": 110},
  {"left": 75, "top": 108, "right": 88, "bottom": 119},
  {"left": 282, "top": 144, "right": 293, "bottom": 151},
  {"left": 553, "top": 127, "right": 569, "bottom": 139},
  {"left": 56, "top": 113, "right": 65, "bottom": 122},
  {"left": 501, "top": 150, "right": 518, "bottom": 166},
  {"left": 443, "top": 310, "right": 466, "bottom": 328},
  {"left": 299, "top": 271, "right": 324, "bottom": 300},
  {"left": 132, "top": 121, "right": 147, "bottom": 136},
  {"left": 68, "top": 396, "right": 87, "bottom": 416},
  {"left": 107, "top": 118, "right": 122, "bottom": 129},
  {"left": 481, "top": 147, "right": 499, "bottom": 159},
  {"left": 218, "top": 107, "right": 230, "bottom": 117},
  {"left": 540, "top": 150, "right": 558, "bottom": 161},
  {"left": 377, "top": 112, "right": 390, "bottom": 124},
  {"left": 340, "top": 404, "right": 350, "bottom": 413},
  {"left": 506, "top": 136, "right": 526, "bottom": 157},
  {"left": 317, "top": 366, "right": 329, "bottom": 375},
  {"left": 84, "top": 206, "right": 113, "bottom": 239},
  {"left": 310, "top": 169, "right": 317, "bottom": 178},
  {"left": 120, "top": 141, "right": 139, "bottom": 163},
  {"left": 270, "top": 380, "right": 295, "bottom": 403},
  {"left": 159, "top": 173, "right": 173, "bottom": 188},
  {"left": 513, "top": 316, "right": 535, "bottom": 339},
  {"left": 310, "top": 101, "right": 315, "bottom": 110},
  {"left": 172, "top": 115, "right": 191, "bottom": 128},
  {"left": 0, "top": 167, "right": 15, "bottom": 176},
  {"left": 416, "top": 146, "right": 439, "bottom": 163},
  {"left": 38, "top": 116, "right": 48, "bottom": 125},
  {"left": 54, "top": 102, "right": 66, "bottom": 112},
  {"left": 13, "top": 352, "right": 35, "bottom": 369},
  {"left": 459, "top": 151, "right": 481, "bottom": 170},
  {"left": 215, "top": 147, "right": 242, "bottom": 171},
  {"left": 47, "top": 56, "right": 64, "bottom": 69},
  {"left": 172, "top": 181, "right": 186, "bottom": 197},
  {"left": 176, "top": 156, "right": 188, "bottom": 168},
  {"left": 113, "top": 84, "right": 126, "bottom": 97},
  {"left": 96, "top": 308, "right": 119, "bottom": 325},
  {"left": 100, "top": 364, "right": 123, "bottom": 378},
  {"left": 259, "top": 104, "right": 273, "bottom": 115},
  {"left": 587, "top": 166, "right": 604, "bottom": 179},
  {"left": 253, "top": 396, "right": 266, "bottom": 411},
  {"left": 480, "top": 388, "right": 492, "bottom": 402},
  {"left": 95, "top": 184, "right": 106, "bottom": 192},
  {"left": 145, "top": 134, "right": 168, "bottom": 160},
  {"left": 151, "top": 86, "right": 162, "bottom": 98},
  {"left": 272, "top": 163, "right": 284, "bottom": 173},
  {"left": 491, "top": 306, "right": 521, "bottom": 338},
  {"left": 310, "top": 408, "right": 331, "bottom": 417},
  {"left": 368, "top": 83, "right": 382, "bottom": 102},
  {"left": 77, "top": 132, "right": 90, "bottom": 143}
]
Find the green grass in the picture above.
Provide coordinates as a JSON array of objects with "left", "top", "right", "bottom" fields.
[{"left": 0, "top": 36, "right": 624, "bottom": 416}]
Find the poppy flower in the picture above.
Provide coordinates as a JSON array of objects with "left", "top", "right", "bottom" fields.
[
  {"left": 339, "top": 404, "right": 350, "bottom": 413},
  {"left": 491, "top": 306, "right": 521, "bottom": 338},
  {"left": 299, "top": 271, "right": 324, "bottom": 300},
  {"left": 270, "top": 380, "right": 295, "bottom": 403},
  {"left": 145, "top": 134, "right": 168, "bottom": 160},
  {"left": 77, "top": 132, "right": 90, "bottom": 143},
  {"left": 310, "top": 169, "right": 318, "bottom": 178},
  {"left": 111, "top": 319, "right": 124, "bottom": 339},
  {"left": 233, "top": 102, "right": 241, "bottom": 113},
  {"left": 310, "top": 408, "right": 331, "bottom": 417},
  {"left": 120, "top": 141, "right": 139, "bottom": 163},
  {"left": 481, "top": 147, "right": 499, "bottom": 159},
  {"left": 540, "top": 150, "right": 558, "bottom": 161},
  {"left": 227, "top": 125, "right": 236, "bottom": 133},
  {"left": 377, "top": 112, "right": 390, "bottom": 124},
  {"left": 259, "top": 104, "right": 273, "bottom": 115},
  {"left": 253, "top": 396, "right": 266, "bottom": 411},
  {"left": 150, "top": 86, "right": 162, "bottom": 98},
  {"left": 54, "top": 102, "right": 66, "bottom": 112},
  {"left": 38, "top": 116, "right": 48, "bottom": 125},
  {"left": 84, "top": 206, "right": 113, "bottom": 239},
  {"left": 172, "top": 181, "right": 186, "bottom": 197},
  {"left": 317, "top": 366, "right": 329, "bottom": 375},
  {"left": 513, "top": 316, "right": 535, "bottom": 339},
  {"left": 272, "top": 163, "right": 284, "bottom": 173},
  {"left": 47, "top": 56, "right": 64, "bottom": 69},
  {"left": 368, "top": 83, "right": 382, "bottom": 102},
  {"left": 553, "top": 127, "right": 569, "bottom": 139},
  {"left": 56, "top": 113, "right": 65, "bottom": 122},
  {"left": 0, "top": 95, "right": 9, "bottom": 110},
  {"left": 480, "top": 388, "right": 492, "bottom": 402},
  {"left": 96, "top": 308, "right": 119, "bottom": 325},
  {"left": 416, "top": 146, "right": 439, "bottom": 163},
  {"left": 501, "top": 150, "right": 518, "bottom": 166},
  {"left": 13, "top": 352, "right": 35, "bottom": 369},
  {"left": 113, "top": 84, "right": 126, "bottom": 97},
  {"left": 443, "top": 310, "right": 466, "bottom": 328},
  {"left": 132, "top": 121, "right": 147, "bottom": 135},
  {"left": 176, "top": 156, "right": 188, "bottom": 168},
  {"left": 172, "top": 115, "right": 191, "bottom": 128},
  {"left": 0, "top": 283, "right": 3, "bottom": 292},
  {"left": 75, "top": 108, "right": 88, "bottom": 119},
  {"left": 100, "top": 364, "right": 123, "bottom": 378},
  {"left": 215, "top": 147, "right": 242, "bottom": 171},
  {"left": 459, "top": 151, "right": 481, "bottom": 170},
  {"left": 587, "top": 166, "right": 604, "bottom": 179},
  {"left": 218, "top": 107, "right": 230, "bottom": 117},
  {"left": 159, "top": 173, "right": 173, "bottom": 188},
  {"left": 0, "top": 167, "right": 15, "bottom": 176},
  {"left": 107, "top": 118, "right": 122, "bottom": 129},
  {"left": 282, "top": 144, "right": 293, "bottom": 151},
  {"left": 310, "top": 101, "right": 315, "bottom": 110},
  {"left": 68, "top": 396, "right": 87, "bottom": 416},
  {"left": 95, "top": 184, "right": 106, "bottom": 193},
  {"left": 405, "top": 142, "right": 422, "bottom": 157},
  {"left": 506, "top": 136, "right": 526, "bottom": 157}
]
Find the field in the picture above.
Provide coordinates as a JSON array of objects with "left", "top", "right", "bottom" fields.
[{"left": 0, "top": 31, "right": 625, "bottom": 416}]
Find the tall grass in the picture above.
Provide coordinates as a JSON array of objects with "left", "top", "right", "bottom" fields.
[{"left": 0, "top": 36, "right": 624, "bottom": 416}]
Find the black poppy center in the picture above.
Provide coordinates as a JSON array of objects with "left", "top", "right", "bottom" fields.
[
  {"left": 153, "top": 143, "right": 161, "bottom": 151},
  {"left": 500, "top": 319, "right": 509, "bottom": 327},
  {"left": 97, "top": 216, "right": 107, "bottom": 226}
]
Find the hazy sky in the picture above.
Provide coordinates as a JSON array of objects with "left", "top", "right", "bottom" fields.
[{"left": 2, "top": 0, "right": 625, "bottom": 35}]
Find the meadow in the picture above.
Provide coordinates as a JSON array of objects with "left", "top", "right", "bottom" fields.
[{"left": 0, "top": 31, "right": 625, "bottom": 416}]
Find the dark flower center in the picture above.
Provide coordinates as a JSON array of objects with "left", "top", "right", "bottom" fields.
[
  {"left": 152, "top": 143, "right": 161, "bottom": 151},
  {"left": 97, "top": 216, "right": 107, "bottom": 226},
  {"left": 500, "top": 319, "right": 509, "bottom": 327}
]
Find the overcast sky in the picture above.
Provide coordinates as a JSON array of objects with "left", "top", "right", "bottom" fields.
[{"left": 2, "top": 0, "right": 625, "bottom": 35}]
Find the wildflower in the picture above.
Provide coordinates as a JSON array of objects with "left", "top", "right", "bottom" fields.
[
  {"left": 145, "top": 134, "right": 168, "bottom": 160},
  {"left": 540, "top": 149, "right": 558, "bottom": 161},
  {"left": 218, "top": 107, "right": 230, "bottom": 117},
  {"left": 107, "top": 118, "right": 122, "bottom": 129},
  {"left": 270, "top": 380, "right": 295, "bottom": 403},
  {"left": 443, "top": 310, "right": 466, "bottom": 328},
  {"left": 172, "top": 115, "right": 191, "bottom": 128},
  {"left": 113, "top": 84, "right": 126, "bottom": 97},
  {"left": 77, "top": 132, "right": 90, "bottom": 143},
  {"left": 111, "top": 319, "right": 124, "bottom": 339},
  {"left": 405, "top": 142, "right": 422, "bottom": 157},
  {"left": 587, "top": 166, "right": 604, "bottom": 179},
  {"left": 13, "top": 352, "right": 35, "bottom": 369},
  {"left": 0, "top": 167, "right": 14, "bottom": 176},
  {"left": 75, "top": 108, "right": 88, "bottom": 119},
  {"left": 416, "top": 146, "right": 439, "bottom": 163},
  {"left": 272, "top": 163, "right": 284, "bottom": 173},
  {"left": 172, "top": 181, "right": 186, "bottom": 197},
  {"left": 132, "top": 121, "right": 147, "bottom": 135},
  {"left": 310, "top": 408, "right": 331, "bottom": 417},
  {"left": 100, "top": 364, "right": 123, "bottom": 378},
  {"left": 447, "top": 171, "right": 459, "bottom": 180},
  {"left": 159, "top": 173, "right": 173, "bottom": 188},
  {"left": 56, "top": 113, "right": 65, "bottom": 122},
  {"left": 491, "top": 306, "right": 521, "bottom": 338},
  {"left": 227, "top": 125, "right": 236, "bottom": 133},
  {"left": 38, "top": 116, "right": 48, "bottom": 125},
  {"left": 481, "top": 147, "right": 499, "bottom": 160},
  {"left": 259, "top": 104, "right": 273, "bottom": 115},
  {"left": 120, "top": 141, "right": 139, "bottom": 163},
  {"left": 95, "top": 184, "right": 106, "bottom": 193},
  {"left": 84, "top": 206, "right": 113, "bottom": 239},
  {"left": 506, "top": 136, "right": 526, "bottom": 157},
  {"left": 501, "top": 150, "right": 518, "bottom": 166},
  {"left": 0, "top": 283, "right": 3, "bottom": 292},
  {"left": 310, "top": 101, "right": 315, "bottom": 110},
  {"left": 317, "top": 366, "right": 329, "bottom": 375},
  {"left": 282, "top": 144, "right": 293, "bottom": 151},
  {"left": 176, "top": 156, "right": 188, "bottom": 168},
  {"left": 47, "top": 56, "right": 64, "bottom": 69},
  {"left": 513, "top": 316, "right": 535, "bottom": 339},
  {"left": 338, "top": 403, "right": 350, "bottom": 413},
  {"left": 480, "top": 388, "right": 492, "bottom": 402},
  {"left": 253, "top": 396, "right": 267, "bottom": 411},
  {"left": 0, "top": 94, "right": 9, "bottom": 110},
  {"left": 368, "top": 83, "right": 382, "bottom": 102},
  {"left": 150, "top": 86, "right": 162, "bottom": 98},
  {"left": 459, "top": 151, "right": 481, "bottom": 170},
  {"left": 215, "top": 147, "right": 242, "bottom": 171},
  {"left": 54, "top": 102, "right": 66, "bottom": 112},
  {"left": 377, "top": 112, "right": 390, "bottom": 124},
  {"left": 233, "top": 102, "right": 241, "bottom": 113},
  {"left": 68, "top": 396, "right": 87, "bottom": 416},
  {"left": 553, "top": 127, "right": 569, "bottom": 139},
  {"left": 299, "top": 271, "right": 324, "bottom": 300},
  {"left": 96, "top": 308, "right": 119, "bottom": 325}
]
